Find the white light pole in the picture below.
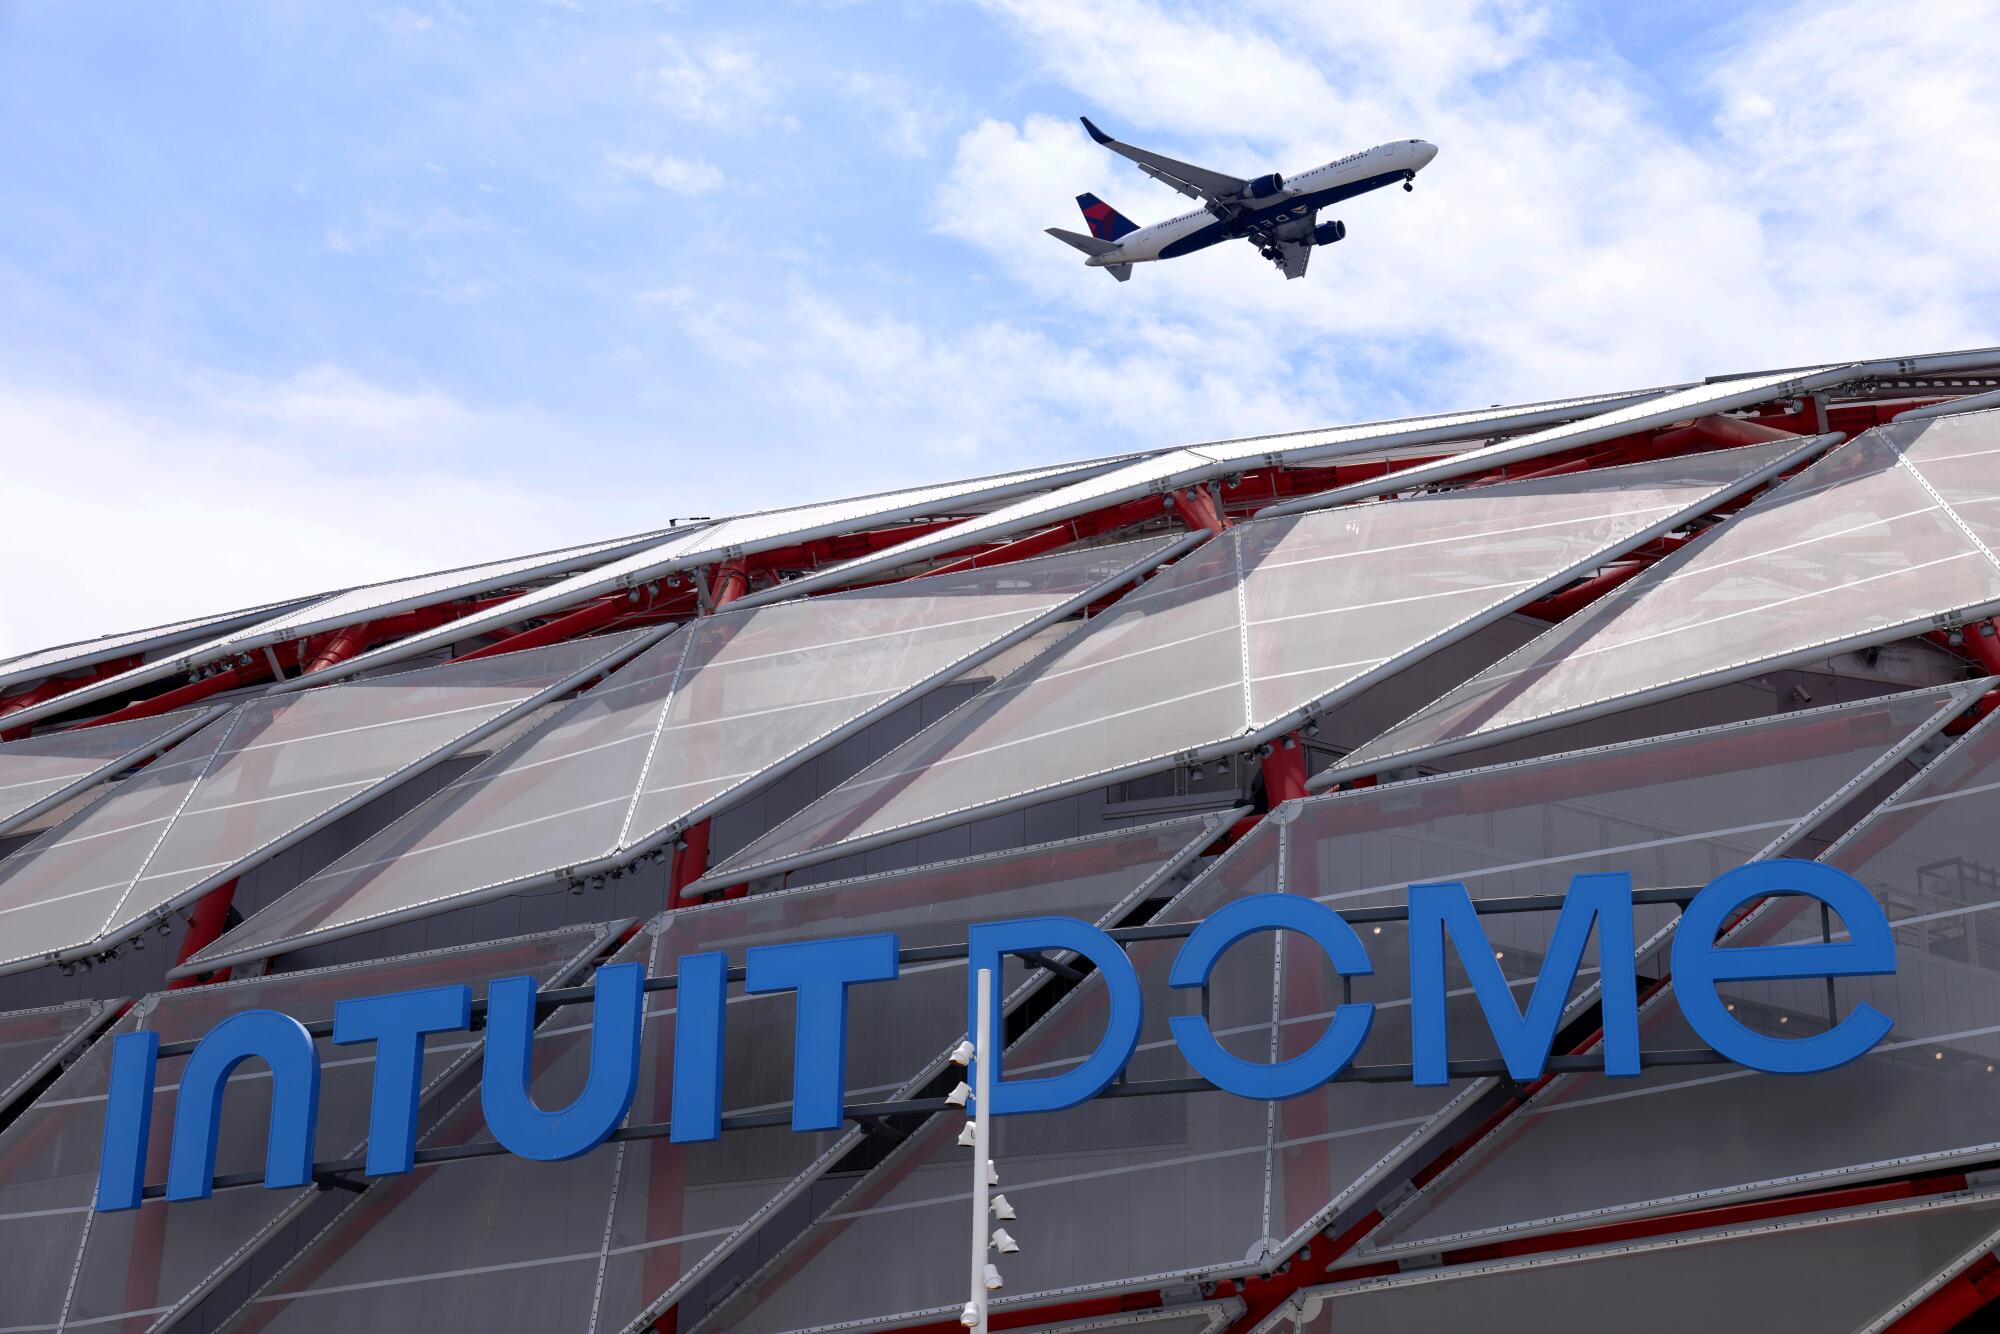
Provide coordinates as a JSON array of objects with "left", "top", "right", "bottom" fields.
[{"left": 964, "top": 966, "right": 995, "bottom": 1332}]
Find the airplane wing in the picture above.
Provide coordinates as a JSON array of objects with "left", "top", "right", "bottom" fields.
[
  {"left": 1081, "top": 117, "right": 1248, "bottom": 204},
  {"left": 1242, "top": 207, "right": 1314, "bottom": 279}
]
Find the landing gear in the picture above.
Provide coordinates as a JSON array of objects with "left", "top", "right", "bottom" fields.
[
  {"left": 1403, "top": 171, "right": 1416, "bottom": 192},
  {"left": 1259, "top": 246, "right": 1279, "bottom": 261}
]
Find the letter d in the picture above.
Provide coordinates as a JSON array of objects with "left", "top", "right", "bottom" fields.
[{"left": 966, "top": 917, "right": 1142, "bottom": 1116}]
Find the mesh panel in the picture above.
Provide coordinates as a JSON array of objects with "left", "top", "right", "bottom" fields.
[
  {"left": 0, "top": 925, "right": 608, "bottom": 1334},
  {"left": 711, "top": 442, "right": 1832, "bottom": 886},
  {"left": 709, "top": 687, "right": 1961, "bottom": 1332},
  {"left": 1305, "top": 1192, "right": 2000, "bottom": 1334},
  {"left": 1337, "top": 415, "right": 2000, "bottom": 780},
  {"left": 0, "top": 635, "right": 640, "bottom": 975},
  {"left": 0, "top": 710, "right": 214, "bottom": 837},
  {"left": 1355, "top": 702, "right": 2000, "bottom": 1260},
  {"left": 192, "top": 540, "right": 1172, "bottom": 973},
  {"left": 0, "top": 999, "right": 110, "bottom": 1116},
  {"left": 213, "top": 816, "right": 1222, "bottom": 1334}
]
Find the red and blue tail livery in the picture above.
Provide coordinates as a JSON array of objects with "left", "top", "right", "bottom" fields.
[
  {"left": 1077, "top": 193, "right": 1139, "bottom": 242},
  {"left": 1047, "top": 116, "right": 1438, "bottom": 282}
]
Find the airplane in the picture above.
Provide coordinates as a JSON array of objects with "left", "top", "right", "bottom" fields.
[{"left": 1047, "top": 118, "right": 1438, "bottom": 281}]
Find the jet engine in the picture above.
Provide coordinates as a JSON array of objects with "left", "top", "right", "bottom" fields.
[
  {"left": 1312, "top": 219, "right": 1347, "bottom": 246},
  {"left": 1241, "top": 173, "right": 1285, "bottom": 199}
]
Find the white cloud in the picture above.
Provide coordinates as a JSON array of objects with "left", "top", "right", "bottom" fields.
[
  {"left": 607, "top": 149, "right": 726, "bottom": 194},
  {"left": 937, "top": 0, "right": 1999, "bottom": 409},
  {"left": 837, "top": 72, "right": 947, "bottom": 158},
  {"left": 645, "top": 35, "right": 776, "bottom": 127},
  {"left": 0, "top": 371, "right": 637, "bottom": 656}
]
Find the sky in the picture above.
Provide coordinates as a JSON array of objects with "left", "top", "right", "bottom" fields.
[{"left": 2, "top": 0, "right": 1997, "bottom": 655}]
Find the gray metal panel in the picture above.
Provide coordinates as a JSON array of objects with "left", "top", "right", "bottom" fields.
[
  {"left": 207, "top": 814, "right": 1231, "bottom": 1334},
  {"left": 1896, "top": 391, "right": 2000, "bottom": 421},
  {"left": 0, "top": 923, "right": 614, "bottom": 1334},
  {"left": 0, "top": 997, "right": 117, "bottom": 1120},
  {"left": 702, "top": 439, "right": 1828, "bottom": 890},
  {"left": 1350, "top": 699, "right": 2000, "bottom": 1263},
  {"left": 0, "top": 630, "right": 656, "bottom": 977},
  {"left": 701, "top": 686, "right": 1971, "bottom": 1332},
  {"left": 1325, "top": 414, "right": 2000, "bottom": 786},
  {"left": 0, "top": 707, "right": 222, "bottom": 839},
  {"left": 180, "top": 539, "right": 1184, "bottom": 977},
  {"left": 0, "top": 532, "right": 681, "bottom": 731},
  {"left": 286, "top": 457, "right": 1124, "bottom": 689},
  {"left": 1254, "top": 363, "right": 1857, "bottom": 519},
  {"left": 1302, "top": 1191, "right": 2000, "bottom": 1334},
  {"left": 0, "top": 597, "right": 320, "bottom": 694},
  {"left": 738, "top": 388, "right": 1676, "bottom": 613}
]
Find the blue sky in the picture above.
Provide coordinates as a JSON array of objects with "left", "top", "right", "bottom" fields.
[{"left": 3, "top": 0, "right": 1997, "bottom": 652}]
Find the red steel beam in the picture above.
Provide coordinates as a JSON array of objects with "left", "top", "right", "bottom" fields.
[
  {"left": 1169, "top": 485, "right": 1229, "bottom": 535},
  {"left": 1889, "top": 1252, "right": 2000, "bottom": 1332}
]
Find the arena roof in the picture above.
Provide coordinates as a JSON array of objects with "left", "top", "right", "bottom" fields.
[{"left": 5, "top": 343, "right": 2000, "bottom": 1334}]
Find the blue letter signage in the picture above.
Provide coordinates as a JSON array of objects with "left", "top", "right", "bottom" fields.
[{"left": 94, "top": 861, "right": 1901, "bottom": 1210}]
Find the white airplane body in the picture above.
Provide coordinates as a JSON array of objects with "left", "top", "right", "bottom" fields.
[{"left": 1048, "top": 118, "right": 1439, "bottom": 281}]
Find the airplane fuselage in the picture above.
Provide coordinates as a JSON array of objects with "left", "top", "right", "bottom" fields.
[{"left": 1086, "top": 139, "right": 1438, "bottom": 268}]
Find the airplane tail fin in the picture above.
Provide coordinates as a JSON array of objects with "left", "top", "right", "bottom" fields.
[{"left": 1075, "top": 193, "right": 1139, "bottom": 241}]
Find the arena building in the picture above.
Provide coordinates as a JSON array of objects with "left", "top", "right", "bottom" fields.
[{"left": 4, "top": 346, "right": 2000, "bottom": 1333}]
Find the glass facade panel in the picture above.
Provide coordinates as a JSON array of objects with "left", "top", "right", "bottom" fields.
[
  {"left": 0, "top": 998, "right": 112, "bottom": 1117},
  {"left": 708, "top": 687, "right": 1962, "bottom": 1331},
  {"left": 0, "top": 635, "right": 641, "bottom": 975},
  {"left": 1300, "top": 1192, "right": 2000, "bottom": 1334},
  {"left": 1354, "top": 704, "right": 2000, "bottom": 1261},
  {"left": 0, "top": 925, "right": 609, "bottom": 1334},
  {"left": 191, "top": 541, "right": 1172, "bottom": 973},
  {"left": 1335, "top": 417, "right": 2000, "bottom": 782},
  {"left": 216, "top": 816, "right": 1223, "bottom": 1334},
  {"left": 0, "top": 709, "right": 214, "bottom": 837},
  {"left": 713, "top": 441, "right": 1831, "bottom": 887}
]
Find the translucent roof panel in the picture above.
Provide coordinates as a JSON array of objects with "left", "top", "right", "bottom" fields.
[
  {"left": 0, "top": 531, "right": 675, "bottom": 733},
  {"left": 1257, "top": 363, "right": 1854, "bottom": 518},
  {"left": 1898, "top": 406, "right": 2000, "bottom": 551},
  {"left": 0, "top": 597, "right": 316, "bottom": 694},
  {"left": 1332, "top": 414, "right": 2000, "bottom": 782},
  {"left": 0, "top": 998, "right": 114, "bottom": 1120},
  {"left": 705, "top": 440, "right": 1820, "bottom": 888},
  {"left": 183, "top": 539, "right": 1177, "bottom": 975},
  {"left": 0, "top": 707, "right": 217, "bottom": 839},
  {"left": 295, "top": 457, "right": 1117, "bottom": 688},
  {"left": 745, "top": 387, "right": 1674, "bottom": 609},
  {"left": 1302, "top": 1191, "right": 2000, "bottom": 1334},
  {"left": 0, "top": 924, "right": 610, "bottom": 1334},
  {"left": 706, "top": 688, "right": 1965, "bottom": 1332},
  {"left": 210, "top": 816, "right": 1225, "bottom": 1334},
  {"left": 0, "top": 632, "right": 646, "bottom": 976},
  {"left": 1352, "top": 704, "right": 2000, "bottom": 1264}
]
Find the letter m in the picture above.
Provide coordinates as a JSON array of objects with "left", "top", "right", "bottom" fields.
[{"left": 1407, "top": 874, "right": 1639, "bottom": 1087}]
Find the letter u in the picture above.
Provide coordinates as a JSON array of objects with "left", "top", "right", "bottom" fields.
[
  {"left": 482, "top": 961, "right": 645, "bottom": 1161},
  {"left": 165, "top": 1011, "right": 322, "bottom": 1202}
]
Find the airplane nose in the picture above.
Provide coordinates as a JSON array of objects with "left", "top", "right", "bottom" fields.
[{"left": 1416, "top": 141, "right": 1439, "bottom": 167}]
